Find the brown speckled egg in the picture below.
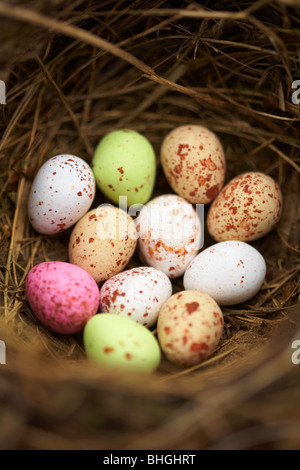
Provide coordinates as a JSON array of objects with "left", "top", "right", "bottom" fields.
[
  {"left": 160, "top": 125, "right": 226, "bottom": 204},
  {"left": 135, "top": 194, "right": 202, "bottom": 278},
  {"left": 207, "top": 171, "right": 282, "bottom": 242},
  {"left": 157, "top": 290, "right": 224, "bottom": 368},
  {"left": 183, "top": 241, "right": 266, "bottom": 306},
  {"left": 28, "top": 154, "right": 95, "bottom": 235},
  {"left": 100, "top": 267, "right": 172, "bottom": 328},
  {"left": 69, "top": 206, "right": 137, "bottom": 283}
]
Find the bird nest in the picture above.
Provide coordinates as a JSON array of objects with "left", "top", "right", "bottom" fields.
[{"left": 0, "top": 0, "right": 299, "bottom": 450}]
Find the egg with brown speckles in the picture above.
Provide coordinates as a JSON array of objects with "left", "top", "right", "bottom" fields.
[
  {"left": 184, "top": 241, "right": 266, "bottom": 305},
  {"left": 84, "top": 313, "right": 161, "bottom": 373},
  {"left": 92, "top": 129, "right": 156, "bottom": 206},
  {"left": 157, "top": 290, "right": 224, "bottom": 368},
  {"left": 135, "top": 194, "right": 202, "bottom": 278},
  {"left": 69, "top": 206, "right": 137, "bottom": 283},
  {"left": 28, "top": 154, "right": 95, "bottom": 234},
  {"left": 207, "top": 171, "right": 283, "bottom": 242},
  {"left": 100, "top": 266, "right": 172, "bottom": 327},
  {"left": 160, "top": 125, "right": 226, "bottom": 204}
]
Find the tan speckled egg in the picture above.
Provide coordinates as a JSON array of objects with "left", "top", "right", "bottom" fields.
[
  {"left": 207, "top": 171, "right": 283, "bottom": 242},
  {"left": 69, "top": 206, "right": 137, "bottom": 283},
  {"left": 157, "top": 291, "right": 224, "bottom": 368},
  {"left": 160, "top": 125, "right": 226, "bottom": 204}
]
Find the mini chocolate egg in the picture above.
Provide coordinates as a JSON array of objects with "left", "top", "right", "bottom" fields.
[
  {"left": 160, "top": 125, "right": 226, "bottom": 204},
  {"left": 28, "top": 154, "right": 95, "bottom": 234},
  {"left": 83, "top": 313, "right": 161, "bottom": 373},
  {"left": 69, "top": 206, "right": 137, "bottom": 283},
  {"left": 135, "top": 194, "right": 202, "bottom": 278},
  {"left": 100, "top": 266, "right": 172, "bottom": 327},
  {"left": 207, "top": 171, "right": 282, "bottom": 242},
  {"left": 92, "top": 129, "right": 156, "bottom": 206},
  {"left": 157, "top": 290, "right": 224, "bottom": 367},
  {"left": 183, "top": 241, "right": 266, "bottom": 305},
  {"left": 25, "top": 261, "right": 100, "bottom": 334}
]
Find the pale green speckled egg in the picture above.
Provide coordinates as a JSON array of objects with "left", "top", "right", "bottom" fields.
[
  {"left": 92, "top": 129, "right": 156, "bottom": 206},
  {"left": 83, "top": 313, "right": 161, "bottom": 373}
]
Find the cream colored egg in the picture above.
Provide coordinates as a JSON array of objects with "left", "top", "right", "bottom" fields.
[
  {"left": 157, "top": 290, "right": 224, "bottom": 367},
  {"left": 160, "top": 125, "right": 226, "bottom": 204},
  {"left": 207, "top": 171, "right": 282, "bottom": 242},
  {"left": 69, "top": 206, "right": 137, "bottom": 283}
]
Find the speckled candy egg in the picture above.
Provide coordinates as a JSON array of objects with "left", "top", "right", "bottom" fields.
[
  {"left": 135, "top": 194, "right": 202, "bottom": 278},
  {"left": 160, "top": 125, "right": 226, "bottom": 204},
  {"left": 157, "top": 291, "right": 224, "bottom": 367},
  {"left": 28, "top": 154, "right": 95, "bottom": 234},
  {"left": 100, "top": 267, "right": 172, "bottom": 327},
  {"left": 25, "top": 261, "right": 100, "bottom": 334},
  {"left": 184, "top": 241, "right": 266, "bottom": 305},
  {"left": 92, "top": 129, "right": 156, "bottom": 206},
  {"left": 84, "top": 313, "right": 161, "bottom": 373},
  {"left": 69, "top": 206, "right": 137, "bottom": 283},
  {"left": 207, "top": 171, "right": 282, "bottom": 242}
]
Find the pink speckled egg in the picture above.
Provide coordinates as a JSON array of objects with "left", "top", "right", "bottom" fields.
[
  {"left": 100, "top": 267, "right": 172, "bottom": 327},
  {"left": 28, "top": 154, "right": 95, "bottom": 235},
  {"left": 207, "top": 171, "right": 282, "bottom": 242},
  {"left": 135, "top": 194, "right": 202, "bottom": 278},
  {"left": 25, "top": 261, "right": 100, "bottom": 334},
  {"left": 157, "top": 290, "right": 224, "bottom": 368},
  {"left": 160, "top": 125, "right": 226, "bottom": 204}
]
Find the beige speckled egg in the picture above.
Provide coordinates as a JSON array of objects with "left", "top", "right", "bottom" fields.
[
  {"left": 135, "top": 194, "right": 202, "bottom": 278},
  {"left": 157, "top": 290, "right": 224, "bottom": 367},
  {"left": 160, "top": 125, "right": 226, "bottom": 204},
  {"left": 207, "top": 171, "right": 282, "bottom": 242},
  {"left": 69, "top": 206, "right": 137, "bottom": 283}
]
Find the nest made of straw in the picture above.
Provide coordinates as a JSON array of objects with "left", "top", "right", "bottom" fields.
[{"left": 0, "top": 0, "right": 299, "bottom": 450}]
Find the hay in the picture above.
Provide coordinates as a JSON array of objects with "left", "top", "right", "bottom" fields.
[{"left": 0, "top": 0, "right": 299, "bottom": 450}]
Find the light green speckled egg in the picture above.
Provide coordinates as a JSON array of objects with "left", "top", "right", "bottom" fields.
[
  {"left": 83, "top": 313, "right": 161, "bottom": 373},
  {"left": 92, "top": 129, "right": 156, "bottom": 207}
]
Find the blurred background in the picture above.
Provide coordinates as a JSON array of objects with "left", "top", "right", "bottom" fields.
[{"left": 0, "top": 0, "right": 299, "bottom": 450}]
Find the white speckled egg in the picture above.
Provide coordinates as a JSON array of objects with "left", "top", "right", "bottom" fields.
[
  {"left": 69, "top": 206, "right": 137, "bottom": 283},
  {"left": 157, "top": 290, "right": 224, "bottom": 367},
  {"left": 207, "top": 171, "right": 282, "bottom": 242},
  {"left": 135, "top": 194, "right": 202, "bottom": 278},
  {"left": 100, "top": 266, "right": 172, "bottom": 327},
  {"left": 28, "top": 154, "right": 95, "bottom": 234},
  {"left": 184, "top": 240, "right": 266, "bottom": 306},
  {"left": 160, "top": 125, "right": 226, "bottom": 204}
]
